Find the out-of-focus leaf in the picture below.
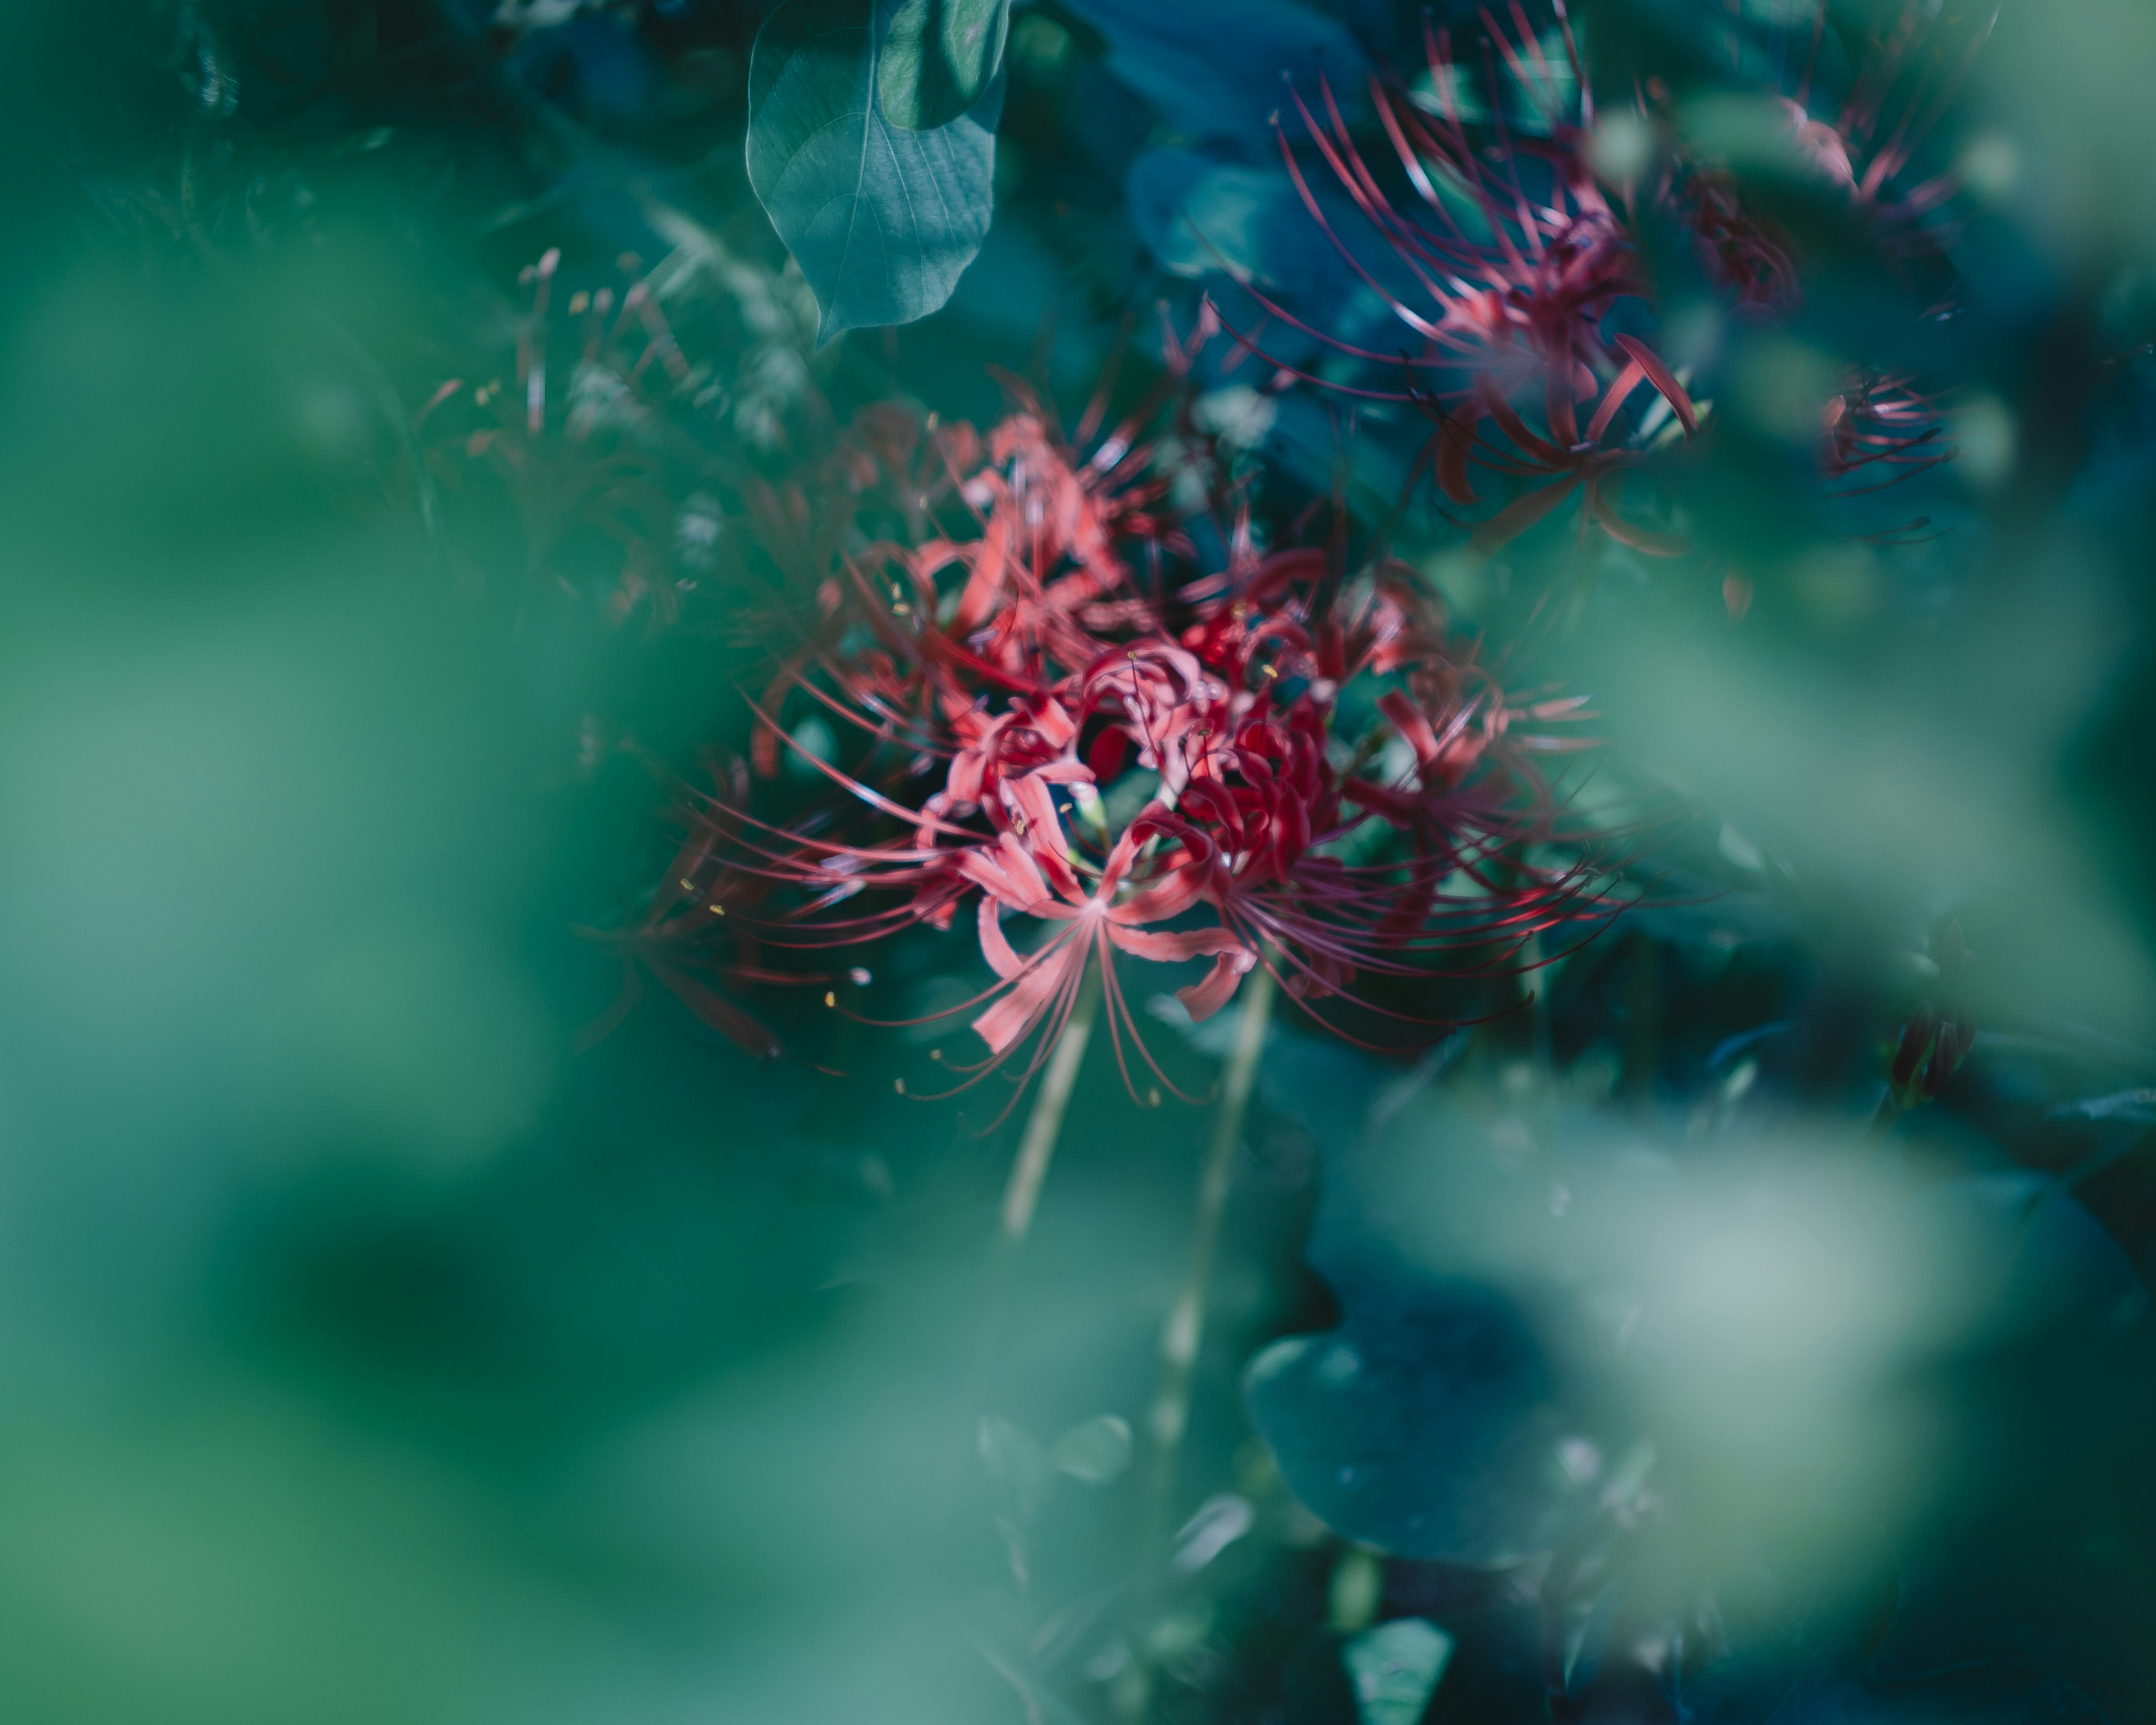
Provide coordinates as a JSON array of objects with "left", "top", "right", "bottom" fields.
[
  {"left": 1128, "top": 150, "right": 1294, "bottom": 283},
  {"left": 2047, "top": 1085, "right": 2156, "bottom": 1121},
  {"left": 1246, "top": 1088, "right": 2155, "bottom": 1577},
  {"left": 1171, "top": 1493, "right": 1254, "bottom": 1571},
  {"left": 1125, "top": 144, "right": 1381, "bottom": 306},
  {"left": 1342, "top": 1617, "right": 1452, "bottom": 1725},
  {"left": 1048, "top": 1413, "right": 1132, "bottom": 1484},
  {"left": 1060, "top": 0, "right": 1366, "bottom": 143},
  {"left": 1245, "top": 1275, "right": 1596, "bottom": 1564},
  {"left": 1917, "top": 1173, "right": 2149, "bottom": 1342},
  {"left": 978, "top": 1414, "right": 1050, "bottom": 1510},
  {"left": 747, "top": 0, "right": 1002, "bottom": 345},
  {"left": 878, "top": 0, "right": 1011, "bottom": 130}
]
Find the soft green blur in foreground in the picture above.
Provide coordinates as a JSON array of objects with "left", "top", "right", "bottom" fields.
[
  {"left": 0, "top": 244, "right": 1022, "bottom": 1723},
  {"left": 2, "top": 2, "right": 2156, "bottom": 1722}
]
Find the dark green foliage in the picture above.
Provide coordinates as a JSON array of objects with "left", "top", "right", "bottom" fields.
[
  {"left": 747, "top": 0, "right": 1002, "bottom": 342},
  {"left": 879, "top": 0, "right": 1012, "bottom": 131}
]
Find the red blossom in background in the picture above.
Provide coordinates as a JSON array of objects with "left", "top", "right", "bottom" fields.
[
  {"left": 1193, "top": 0, "right": 1991, "bottom": 565},
  {"left": 1425, "top": 339, "right": 1699, "bottom": 557},
  {"left": 1682, "top": 167, "right": 1804, "bottom": 317},
  {"left": 1779, "top": 0, "right": 1999, "bottom": 279},
  {"left": 1243, "top": 2, "right": 1646, "bottom": 414},
  {"left": 418, "top": 248, "right": 695, "bottom": 631},
  {"left": 1196, "top": 3, "right": 1712, "bottom": 558},
  {"left": 1675, "top": 0, "right": 1999, "bottom": 311},
  {"left": 1820, "top": 368, "right": 1956, "bottom": 496}
]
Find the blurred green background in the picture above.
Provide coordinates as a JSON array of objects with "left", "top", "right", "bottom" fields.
[{"left": 3, "top": 3, "right": 2155, "bottom": 1723}]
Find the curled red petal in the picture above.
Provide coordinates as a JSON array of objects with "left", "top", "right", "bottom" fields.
[
  {"left": 1584, "top": 359, "right": 1647, "bottom": 445},
  {"left": 972, "top": 936, "right": 1085, "bottom": 1056},
  {"left": 1108, "top": 925, "right": 1256, "bottom": 1021},
  {"left": 976, "top": 893, "right": 1026, "bottom": 981},
  {"left": 1437, "top": 416, "right": 1480, "bottom": 505},
  {"left": 1378, "top": 690, "right": 1442, "bottom": 773},
  {"left": 1611, "top": 335, "right": 1699, "bottom": 436},
  {"left": 1469, "top": 476, "right": 1583, "bottom": 556},
  {"left": 1587, "top": 482, "right": 1690, "bottom": 556}
]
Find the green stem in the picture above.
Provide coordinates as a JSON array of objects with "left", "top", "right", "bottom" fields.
[
  {"left": 1143, "top": 964, "right": 1277, "bottom": 1551},
  {"left": 999, "top": 970, "right": 1101, "bottom": 1249},
  {"left": 1863, "top": 1088, "right": 1904, "bottom": 1142},
  {"left": 943, "top": 973, "right": 1101, "bottom": 1517}
]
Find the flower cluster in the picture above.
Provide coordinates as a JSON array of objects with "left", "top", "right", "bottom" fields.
[
  {"left": 1228, "top": 1, "right": 1983, "bottom": 556},
  {"left": 1768, "top": 0, "right": 1998, "bottom": 294},
  {"left": 604, "top": 383, "right": 1628, "bottom": 1102}
]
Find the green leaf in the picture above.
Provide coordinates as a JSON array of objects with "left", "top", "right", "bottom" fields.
[
  {"left": 1048, "top": 1413, "right": 1132, "bottom": 1484},
  {"left": 1342, "top": 1618, "right": 1452, "bottom": 1725},
  {"left": 1243, "top": 1284, "right": 1593, "bottom": 1566},
  {"left": 878, "top": 0, "right": 1011, "bottom": 131},
  {"left": 746, "top": 0, "right": 1002, "bottom": 347}
]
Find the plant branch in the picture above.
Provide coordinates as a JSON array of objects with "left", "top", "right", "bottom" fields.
[
  {"left": 1143, "top": 965, "right": 1277, "bottom": 1550},
  {"left": 1001, "top": 970, "right": 1101, "bottom": 1248}
]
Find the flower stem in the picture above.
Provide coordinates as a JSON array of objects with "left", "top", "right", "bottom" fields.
[
  {"left": 1000, "top": 969, "right": 1101, "bottom": 1249},
  {"left": 1143, "top": 964, "right": 1277, "bottom": 1551},
  {"left": 944, "top": 973, "right": 1101, "bottom": 1516}
]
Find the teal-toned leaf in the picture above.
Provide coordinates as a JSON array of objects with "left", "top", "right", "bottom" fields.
[
  {"left": 1059, "top": 0, "right": 1367, "bottom": 144},
  {"left": 1342, "top": 1618, "right": 1452, "bottom": 1725},
  {"left": 878, "top": 0, "right": 1011, "bottom": 131},
  {"left": 1244, "top": 1099, "right": 1642, "bottom": 1564},
  {"left": 977, "top": 1414, "right": 1050, "bottom": 1522},
  {"left": 1048, "top": 1413, "right": 1132, "bottom": 1484},
  {"left": 1243, "top": 1280, "right": 1594, "bottom": 1565},
  {"left": 746, "top": 0, "right": 1002, "bottom": 346}
]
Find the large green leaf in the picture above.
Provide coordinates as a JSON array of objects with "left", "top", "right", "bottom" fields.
[
  {"left": 878, "top": 0, "right": 1011, "bottom": 131},
  {"left": 746, "top": 0, "right": 1002, "bottom": 347},
  {"left": 1243, "top": 1277, "right": 1597, "bottom": 1566}
]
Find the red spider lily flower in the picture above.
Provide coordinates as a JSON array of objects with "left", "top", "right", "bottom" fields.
[
  {"left": 1785, "top": 1, "right": 1983, "bottom": 236},
  {"left": 1168, "top": 550, "right": 1624, "bottom": 1009},
  {"left": 1237, "top": 3, "right": 1652, "bottom": 412},
  {"left": 1682, "top": 169, "right": 1804, "bottom": 317},
  {"left": 958, "top": 814, "right": 1255, "bottom": 1093},
  {"left": 659, "top": 746, "right": 1263, "bottom": 1110},
  {"left": 1657, "top": 1, "right": 1992, "bottom": 318},
  {"left": 610, "top": 376, "right": 1636, "bottom": 1106},
  {"left": 741, "top": 376, "right": 1204, "bottom": 784},
  {"left": 1820, "top": 368, "right": 1956, "bottom": 495},
  {"left": 738, "top": 402, "right": 981, "bottom": 592},
  {"left": 1189, "top": 6, "right": 1705, "bottom": 556},
  {"left": 761, "top": 392, "right": 1177, "bottom": 756},
  {"left": 421, "top": 249, "right": 695, "bottom": 631},
  {"left": 1423, "top": 340, "right": 1699, "bottom": 556},
  {"left": 1776, "top": 0, "right": 1998, "bottom": 282},
  {"left": 709, "top": 627, "right": 1617, "bottom": 1103},
  {"left": 1171, "top": 652, "right": 1616, "bottom": 1024}
]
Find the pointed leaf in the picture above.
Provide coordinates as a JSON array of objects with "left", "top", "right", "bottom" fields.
[
  {"left": 879, "top": 0, "right": 1011, "bottom": 131},
  {"left": 747, "top": 0, "right": 1002, "bottom": 345},
  {"left": 1343, "top": 1619, "right": 1453, "bottom": 1725}
]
